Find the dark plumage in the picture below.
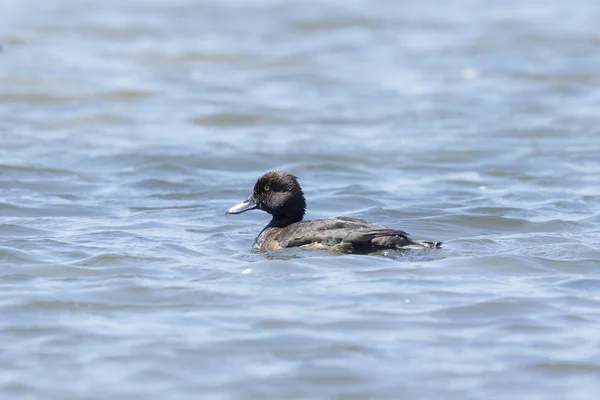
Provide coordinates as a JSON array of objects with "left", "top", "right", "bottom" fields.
[{"left": 226, "top": 171, "right": 442, "bottom": 253}]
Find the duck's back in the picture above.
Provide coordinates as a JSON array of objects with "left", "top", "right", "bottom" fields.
[{"left": 256, "top": 216, "right": 440, "bottom": 253}]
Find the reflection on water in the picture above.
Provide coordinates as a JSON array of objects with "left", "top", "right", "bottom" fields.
[{"left": 1, "top": 0, "right": 600, "bottom": 399}]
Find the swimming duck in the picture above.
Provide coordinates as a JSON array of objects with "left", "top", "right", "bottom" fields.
[{"left": 227, "top": 171, "right": 442, "bottom": 253}]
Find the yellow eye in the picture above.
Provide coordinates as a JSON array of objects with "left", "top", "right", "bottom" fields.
[{"left": 264, "top": 185, "right": 270, "bottom": 191}]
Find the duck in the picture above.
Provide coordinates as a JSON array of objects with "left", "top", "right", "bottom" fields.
[{"left": 226, "top": 171, "right": 442, "bottom": 253}]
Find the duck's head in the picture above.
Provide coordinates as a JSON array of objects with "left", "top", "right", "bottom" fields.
[{"left": 226, "top": 171, "right": 306, "bottom": 226}]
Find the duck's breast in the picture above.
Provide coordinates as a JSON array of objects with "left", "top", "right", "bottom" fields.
[{"left": 254, "top": 227, "right": 283, "bottom": 252}]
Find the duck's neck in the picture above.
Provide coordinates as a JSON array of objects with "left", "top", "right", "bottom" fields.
[
  {"left": 267, "top": 209, "right": 304, "bottom": 228},
  {"left": 267, "top": 194, "right": 306, "bottom": 228}
]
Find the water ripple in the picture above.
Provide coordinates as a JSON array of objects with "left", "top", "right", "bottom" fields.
[{"left": 2, "top": 0, "right": 600, "bottom": 399}]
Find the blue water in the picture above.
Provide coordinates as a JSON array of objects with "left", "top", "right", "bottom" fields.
[{"left": 1, "top": 1, "right": 600, "bottom": 399}]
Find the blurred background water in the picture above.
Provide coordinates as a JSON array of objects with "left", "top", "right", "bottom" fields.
[{"left": 1, "top": 0, "right": 600, "bottom": 399}]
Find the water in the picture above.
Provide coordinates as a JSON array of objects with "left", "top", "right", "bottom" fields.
[{"left": 2, "top": 0, "right": 600, "bottom": 398}]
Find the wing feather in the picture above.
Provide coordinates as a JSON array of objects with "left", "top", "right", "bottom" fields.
[{"left": 279, "top": 217, "right": 413, "bottom": 249}]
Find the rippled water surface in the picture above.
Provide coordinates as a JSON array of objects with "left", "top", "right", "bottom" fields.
[{"left": 2, "top": 0, "right": 600, "bottom": 399}]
